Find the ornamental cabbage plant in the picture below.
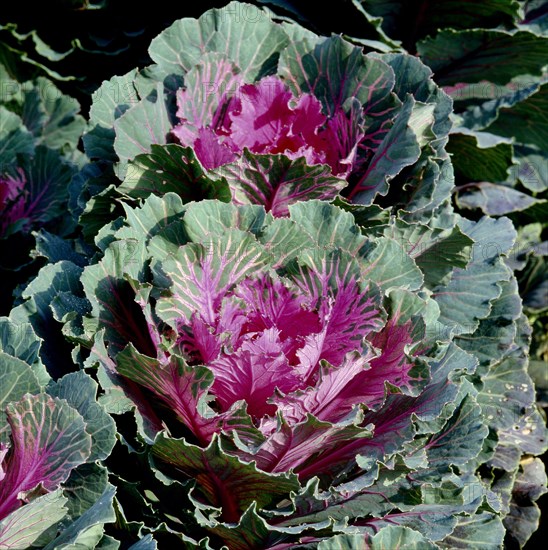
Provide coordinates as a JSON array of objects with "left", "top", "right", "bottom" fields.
[
  {"left": 32, "top": 191, "right": 541, "bottom": 548},
  {"left": 6, "top": 2, "right": 547, "bottom": 548},
  {"left": 0, "top": 317, "right": 116, "bottom": 549},
  {"left": 0, "top": 62, "right": 85, "bottom": 314},
  {"left": 81, "top": 0, "right": 452, "bottom": 233}
]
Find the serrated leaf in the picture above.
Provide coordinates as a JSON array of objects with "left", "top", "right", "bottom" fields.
[
  {"left": 279, "top": 34, "right": 394, "bottom": 117},
  {"left": 425, "top": 395, "right": 489, "bottom": 469},
  {"left": 154, "top": 230, "right": 271, "bottom": 327},
  {"left": 84, "top": 69, "right": 139, "bottom": 161},
  {"left": 350, "top": 96, "right": 423, "bottom": 204},
  {"left": 361, "top": 236, "right": 423, "bottom": 292},
  {"left": 0, "top": 394, "right": 91, "bottom": 520},
  {"left": 213, "top": 151, "right": 346, "bottom": 217},
  {"left": 0, "top": 490, "right": 67, "bottom": 550},
  {"left": 381, "top": 220, "right": 473, "bottom": 289},
  {"left": 63, "top": 464, "right": 110, "bottom": 520},
  {"left": 0, "top": 352, "right": 40, "bottom": 435},
  {"left": 113, "top": 84, "right": 171, "bottom": 174},
  {"left": 0, "top": 317, "right": 42, "bottom": 376},
  {"left": 457, "top": 182, "right": 544, "bottom": 216},
  {"left": 369, "top": 525, "right": 438, "bottom": 550},
  {"left": 21, "top": 77, "right": 86, "bottom": 151},
  {"left": 433, "top": 216, "right": 516, "bottom": 335},
  {"left": 440, "top": 513, "right": 504, "bottom": 549},
  {"left": 120, "top": 144, "right": 229, "bottom": 202},
  {"left": 152, "top": 434, "right": 300, "bottom": 522},
  {"left": 47, "top": 371, "right": 116, "bottom": 462},
  {"left": 43, "top": 485, "right": 116, "bottom": 550},
  {"left": 0, "top": 107, "right": 34, "bottom": 164},
  {"left": 10, "top": 261, "right": 84, "bottom": 376},
  {"left": 149, "top": 2, "right": 289, "bottom": 81},
  {"left": 417, "top": 30, "right": 548, "bottom": 86}
]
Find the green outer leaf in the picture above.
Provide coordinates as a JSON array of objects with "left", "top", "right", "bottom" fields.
[
  {"left": 287, "top": 200, "right": 366, "bottom": 256},
  {"left": 440, "top": 513, "right": 504, "bottom": 549},
  {"left": 361, "top": 236, "right": 423, "bottom": 292},
  {"left": 62, "top": 463, "right": 110, "bottom": 520},
  {"left": 456, "top": 182, "right": 544, "bottom": 216},
  {"left": 43, "top": 485, "right": 116, "bottom": 550},
  {"left": 0, "top": 107, "right": 34, "bottom": 164},
  {"left": 425, "top": 394, "right": 488, "bottom": 469},
  {"left": 115, "top": 192, "right": 186, "bottom": 251},
  {"left": 433, "top": 216, "right": 516, "bottom": 335},
  {"left": 459, "top": 80, "right": 541, "bottom": 131},
  {"left": 356, "top": 0, "right": 521, "bottom": 45},
  {"left": 456, "top": 277, "right": 521, "bottom": 366},
  {"left": 0, "top": 352, "right": 40, "bottom": 439},
  {"left": 10, "top": 261, "right": 84, "bottom": 375},
  {"left": 181, "top": 199, "right": 266, "bottom": 243},
  {"left": 381, "top": 220, "right": 473, "bottom": 289},
  {"left": 113, "top": 84, "right": 171, "bottom": 175},
  {"left": 369, "top": 525, "right": 438, "bottom": 550},
  {"left": 0, "top": 490, "right": 67, "bottom": 550},
  {"left": 375, "top": 52, "right": 452, "bottom": 142},
  {"left": 504, "top": 458, "right": 548, "bottom": 547},
  {"left": 489, "top": 83, "right": 548, "bottom": 150},
  {"left": 0, "top": 318, "right": 42, "bottom": 376},
  {"left": 148, "top": 2, "right": 289, "bottom": 81},
  {"left": 47, "top": 371, "right": 116, "bottom": 462},
  {"left": 417, "top": 30, "right": 548, "bottom": 86},
  {"left": 22, "top": 77, "right": 86, "bottom": 151},
  {"left": 448, "top": 132, "right": 514, "bottom": 183},
  {"left": 120, "top": 144, "right": 229, "bottom": 202},
  {"left": 512, "top": 144, "right": 547, "bottom": 193},
  {"left": 84, "top": 69, "right": 139, "bottom": 161}
]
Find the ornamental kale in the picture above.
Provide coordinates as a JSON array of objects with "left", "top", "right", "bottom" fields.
[
  {"left": 81, "top": 1, "right": 451, "bottom": 230},
  {"left": 2, "top": 2, "right": 546, "bottom": 549},
  {"left": 0, "top": 62, "right": 85, "bottom": 313}
]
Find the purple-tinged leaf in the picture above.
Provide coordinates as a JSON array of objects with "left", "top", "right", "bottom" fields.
[
  {"left": 279, "top": 35, "right": 395, "bottom": 117},
  {"left": 0, "top": 394, "right": 91, "bottom": 521},
  {"left": 119, "top": 144, "right": 230, "bottom": 202},
  {"left": 117, "top": 345, "right": 256, "bottom": 446},
  {"left": 0, "top": 147, "right": 75, "bottom": 237},
  {"left": 228, "top": 76, "right": 325, "bottom": 156},
  {"left": 210, "top": 328, "right": 301, "bottom": 418},
  {"left": 192, "top": 127, "right": 238, "bottom": 170},
  {"left": 297, "top": 343, "right": 475, "bottom": 479},
  {"left": 214, "top": 151, "right": 347, "bottom": 217},
  {"left": 0, "top": 490, "right": 67, "bottom": 550},
  {"left": 152, "top": 434, "right": 299, "bottom": 523},
  {"left": 349, "top": 96, "right": 425, "bottom": 204},
  {"left": 172, "top": 53, "right": 243, "bottom": 147},
  {"left": 154, "top": 230, "right": 271, "bottom": 327},
  {"left": 231, "top": 413, "right": 370, "bottom": 476}
]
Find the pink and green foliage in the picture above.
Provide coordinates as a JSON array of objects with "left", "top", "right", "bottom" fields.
[
  {"left": 65, "top": 191, "right": 546, "bottom": 547},
  {"left": 0, "top": 169, "right": 27, "bottom": 238}
]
